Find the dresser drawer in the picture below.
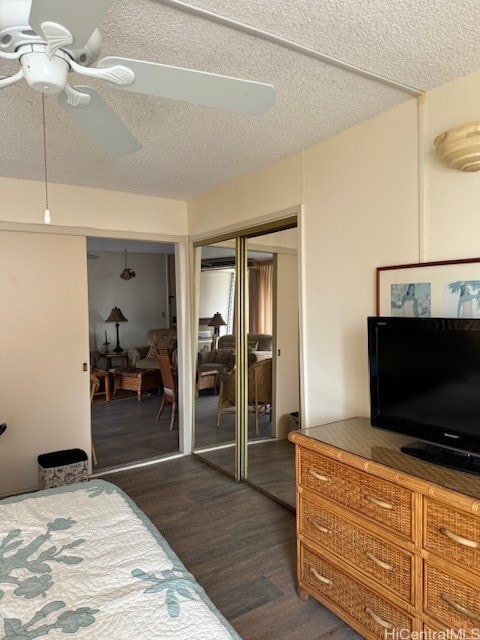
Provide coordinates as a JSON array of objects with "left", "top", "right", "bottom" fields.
[
  {"left": 299, "top": 447, "right": 413, "bottom": 539},
  {"left": 299, "top": 493, "right": 414, "bottom": 604},
  {"left": 424, "top": 498, "right": 480, "bottom": 573},
  {"left": 424, "top": 561, "right": 480, "bottom": 630},
  {"left": 300, "top": 543, "right": 414, "bottom": 639},
  {"left": 423, "top": 620, "right": 453, "bottom": 635}
]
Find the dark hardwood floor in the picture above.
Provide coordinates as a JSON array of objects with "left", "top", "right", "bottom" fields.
[
  {"left": 91, "top": 390, "right": 273, "bottom": 471},
  {"left": 102, "top": 456, "right": 361, "bottom": 640},
  {"left": 92, "top": 389, "right": 296, "bottom": 507},
  {"left": 91, "top": 391, "right": 179, "bottom": 470},
  {"left": 197, "top": 439, "right": 296, "bottom": 507}
]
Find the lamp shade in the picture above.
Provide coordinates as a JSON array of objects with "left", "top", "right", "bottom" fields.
[
  {"left": 208, "top": 312, "right": 226, "bottom": 327},
  {"left": 106, "top": 307, "right": 128, "bottom": 323}
]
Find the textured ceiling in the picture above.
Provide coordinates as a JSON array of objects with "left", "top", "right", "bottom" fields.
[{"left": 2, "top": 0, "right": 480, "bottom": 200}]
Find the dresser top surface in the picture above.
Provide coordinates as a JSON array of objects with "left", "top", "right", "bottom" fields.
[{"left": 294, "top": 417, "right": 480, "bottom": 500}]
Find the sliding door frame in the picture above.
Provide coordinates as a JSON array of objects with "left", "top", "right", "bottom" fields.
[{"left": 192, "top": 215, "right": 298, "bottom": 481}]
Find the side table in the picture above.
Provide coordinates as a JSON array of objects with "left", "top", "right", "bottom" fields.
[
  {"left": 113, "top": 368, "right": 160, "bottom": 401},
  {"left": 92, "top": 352, "right": 129, "bottom": 370},
  {"left": 91, "top": 370, "right": 111, "bottom": 402}
]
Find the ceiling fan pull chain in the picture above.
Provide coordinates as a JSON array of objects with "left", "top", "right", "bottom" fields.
[{"left": 42, "top": 94, "right": 51, "bottom": 224}]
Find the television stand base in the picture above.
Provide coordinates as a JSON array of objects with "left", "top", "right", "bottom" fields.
[{"left": 400, "top": 440, "right": 480, "bottom": 475}]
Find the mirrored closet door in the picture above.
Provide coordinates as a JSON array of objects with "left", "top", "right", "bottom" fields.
[
  {"left": 245, "top": 228, "right": 299, "bottom": 508},
  {"left": 193, "top": 220, "right": 299, "bottom": 508},
  {"left": 193, "top": 241, "right": 237, "bottom": 477}
]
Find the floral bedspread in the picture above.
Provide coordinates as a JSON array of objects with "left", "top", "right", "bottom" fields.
[{"left": 0, "top": 480, "right": 242, "bottom": 639}]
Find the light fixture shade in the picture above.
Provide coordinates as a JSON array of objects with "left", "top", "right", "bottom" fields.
[
  {"left": 434, "top": 121, "right": 480, "bottom": 172},
  {"left": 120, "top": 268, "right": 136, "bottom": 280},
  {"left": 121, "top": 249, "right": 136, "bottom": 279},
  {"left": 208, "top": 312, "right": 227, "bottom": 327},
  {"left": 106, "top": 306, "right": 128, "bottom": 323}
]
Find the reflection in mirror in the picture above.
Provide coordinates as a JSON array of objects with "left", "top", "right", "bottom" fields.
[
  {"left": 193, "top": 242, "right": 237, "bottom": 477},
  {"left": 246, "top": 228, "right": 299, "bottom": 508},
  {"left": 88, "top": 238, "right": 180, "bottom": 472}
]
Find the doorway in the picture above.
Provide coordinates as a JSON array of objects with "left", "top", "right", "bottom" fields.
[
  {"left": 192, "top": 219, "right": 299, "bottom": 508},
  {"left": 87, "top": 236, "right": 180, "bottom": 471}
]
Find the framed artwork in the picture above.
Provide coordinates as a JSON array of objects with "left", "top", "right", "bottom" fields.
[{"left": 376, "top": 257, "right": 480, "bottom": 317}]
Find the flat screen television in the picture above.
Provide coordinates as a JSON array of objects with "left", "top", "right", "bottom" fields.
[{"left": 368, "top": 316, "right": 480, "bottom": 473}]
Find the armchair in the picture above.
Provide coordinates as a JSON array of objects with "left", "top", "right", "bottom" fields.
[
  {"left": 216, "top": 357, "right": 272, "bottom": 434},
  {"left": 128, "top": 328, "right": 176, "bottom": 369},
  {"left": 197, "top": 348, "right": 235, "bottom": 376},
  {"left": 218, "top": 333, "right": 273, "bottom": 363}
]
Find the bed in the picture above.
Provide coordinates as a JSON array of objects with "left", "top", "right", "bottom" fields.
[{"left": 0, "top": 479, "right": 241, "bottom": 639}]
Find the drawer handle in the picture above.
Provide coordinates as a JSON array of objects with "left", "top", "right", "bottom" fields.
[
  {"left": 441, "top": 593, "right": 480, "bottom": 622},
  {"left": 309, "top": 566, "right": 332, "bottom": 585},
  {"left": 364, "top": 495, "right": 394, "bottom": 510},
  {"left": 308, "top": 469, "right": 331, "bottom": 482},
  {"left": 439, "top": 527, "right": 480, "bottom": 550},
  {"left": 365, "top": 551, "right": 395, "bottom": 572},
  {"left": 364, "top": 607, "right": 394, "bottom": 630},
  {"left": 308, "top": 517, "right": 330, "bottom": 534}
]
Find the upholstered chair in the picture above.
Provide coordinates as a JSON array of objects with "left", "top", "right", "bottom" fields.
[{"left": 128, "top": 329, "right": 177, "bottom": 369}]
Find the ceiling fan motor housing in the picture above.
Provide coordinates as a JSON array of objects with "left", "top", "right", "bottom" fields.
[{"left": 20, "top": 45, "right": 68, "bottom": 93}]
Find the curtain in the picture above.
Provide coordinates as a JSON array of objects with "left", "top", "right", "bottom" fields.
[{"left": 249, "top": 260, "right": 273, "bottom": 334}]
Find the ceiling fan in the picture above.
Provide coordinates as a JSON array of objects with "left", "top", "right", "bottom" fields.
[{"left": 0, "top": 0, "right": 276, "bottom": 156}]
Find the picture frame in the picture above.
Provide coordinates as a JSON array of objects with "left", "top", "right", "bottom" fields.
[{"left": 376, "top": 257, "right": 480, "bottom": 318}]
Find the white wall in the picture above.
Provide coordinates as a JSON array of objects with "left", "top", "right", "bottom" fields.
[
  {"left": 188, "top": 154, "right": 303, "bottom": 235},
  {"left": 426, "top": 70, "right": 480, "bottom": 261},
  {"left": 199, "top": 269, "right": 234, "bottom": 335},
  {"left": 0, "top": 231, "right": 90, "bottom": 496},
  {"left": 301, "top": 100, "right": 419, "bottom": 425},
  {"left": 0, "top": 178, "right": 188, "bottom": 236},
  {"left": 87, "top": 251, "right": 170, "bottom": 352}
]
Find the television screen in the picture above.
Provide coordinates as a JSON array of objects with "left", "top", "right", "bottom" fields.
[{"left": 368, "top": 317, "right": 480, "bottom": 457}]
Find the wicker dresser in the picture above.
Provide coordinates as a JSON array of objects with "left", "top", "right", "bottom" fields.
[{"left": 288, "top": 418, "right": 480, "bottom": 639}]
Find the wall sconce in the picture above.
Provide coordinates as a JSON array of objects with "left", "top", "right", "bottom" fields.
[{"left": 434, "top": 121, "right": 480, "bottom": 171}]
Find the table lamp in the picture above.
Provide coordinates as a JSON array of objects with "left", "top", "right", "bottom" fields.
[
  {"left": 106, "top": 306, "right": 128, "bottom": 352},
  {"left": 208, "top": 312, "right": 226, "bottom": 350}
]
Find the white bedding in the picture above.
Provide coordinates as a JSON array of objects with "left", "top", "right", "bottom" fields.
[{"left": 0, "top": 480, "right": 242, "bottom": 639}]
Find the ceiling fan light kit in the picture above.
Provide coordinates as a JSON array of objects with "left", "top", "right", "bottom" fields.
[
  {"left": 0, "top": 0, "right": 276, "bottom": 157},
  {"left": 434, "top": 121, "right": 480, "bottom": 172}
]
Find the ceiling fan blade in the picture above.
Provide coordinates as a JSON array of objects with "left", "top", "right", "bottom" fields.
[
  {"left": 57, "top": 86, "right": 142, "bottom": 157},
  {"left": 97, "top": 57, "right": 276, "bottom": 116},
  {"left": 29, "top": 0, "right": 115, "bottom": 49}
]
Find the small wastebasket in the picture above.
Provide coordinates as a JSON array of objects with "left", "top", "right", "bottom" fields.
[
  {"left": 38, "top": 448, "right": 88, "bottom": 490},
  {"left": 290, "top": 411, "right": 300, "bottom": 431}
]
